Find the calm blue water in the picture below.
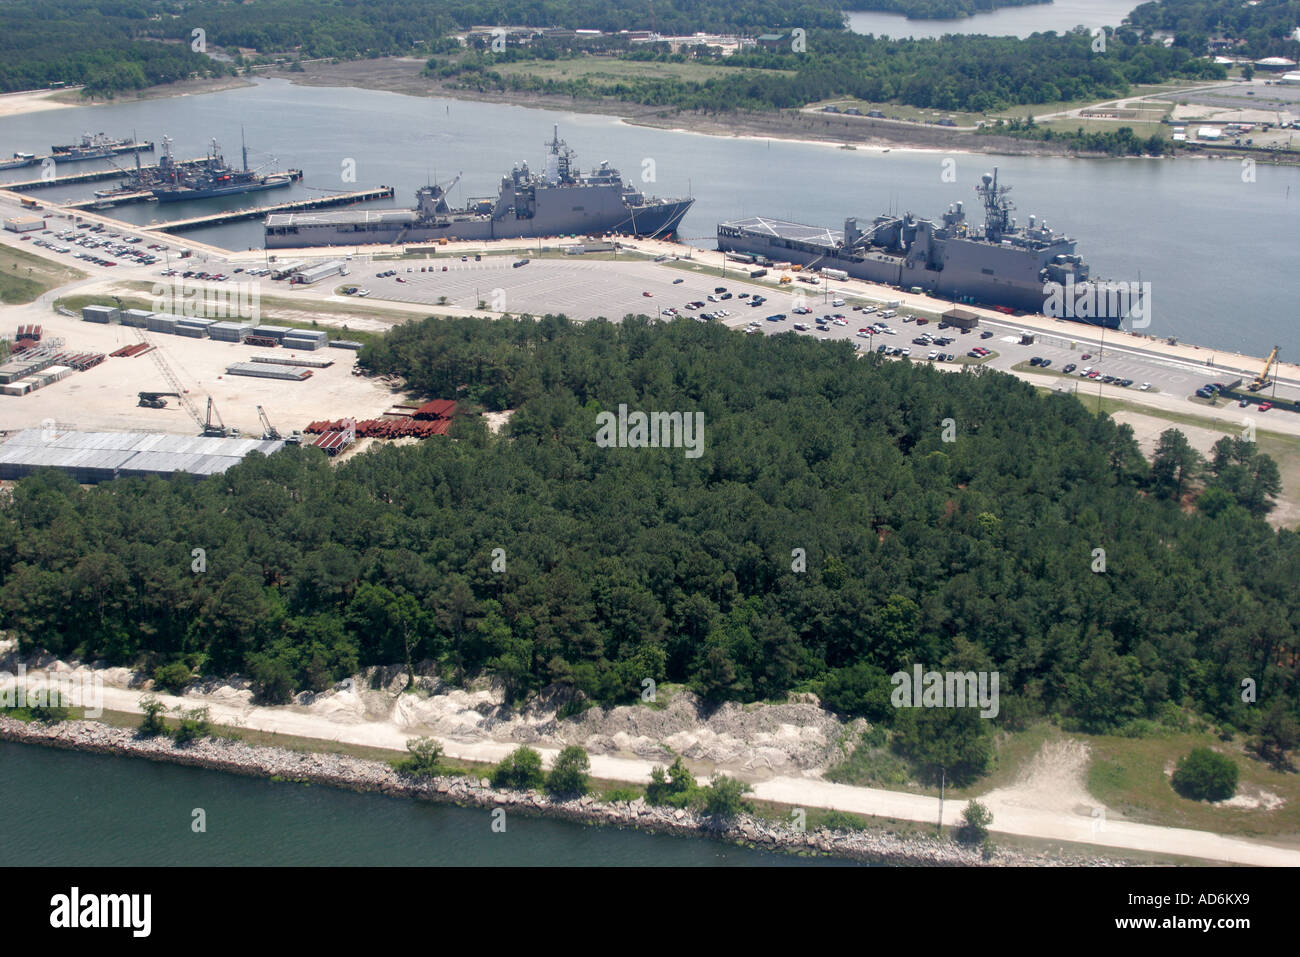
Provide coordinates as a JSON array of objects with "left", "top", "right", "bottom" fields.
[
  {"left": 845, "top": 1, "right": 1138, "bottom": 39},
  {"left": 1, "top": 75, "right": 1297, "bottom": 357},
  {"left": 0, "top": 741, "right": 845, "bottom": 866}
]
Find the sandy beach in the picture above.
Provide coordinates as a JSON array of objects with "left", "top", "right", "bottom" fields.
[{"left": 0, "top": 88, "right": 80, "bottom": 119}]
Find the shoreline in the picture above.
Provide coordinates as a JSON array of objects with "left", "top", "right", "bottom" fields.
[{"left": 0, "top": 715, "right": 1122, "bottom": 866}]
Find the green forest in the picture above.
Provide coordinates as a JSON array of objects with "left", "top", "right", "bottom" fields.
[
  {"left": 1128, "top": 0, "right": 1300, "bottom": 58},
  {"left": 1, "top": 0, "right": 1269, "bottom": 101},
  {"left": 436, "top": 30, "right": 1222, "bottom": 114},
  {"left": 1, "top": 317, "right": 1296, "bottom": 758}
]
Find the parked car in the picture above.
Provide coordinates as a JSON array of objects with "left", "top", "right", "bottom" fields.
[
  {"left": 980, "top": 331, "right": 994, "bottom": 339},
  {"left": 1063, "top": 363, "right": 1076, "bottom": 373}
]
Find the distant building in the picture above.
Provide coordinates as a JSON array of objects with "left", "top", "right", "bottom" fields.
[
  {"left": 1196, "top": 126, "right": 1223, "bottom": 140},
  {"left": 1254, "top": 57, "right": 1298, "bottom": 70},
  {"left": 756, "top": 33, "right": 787, "bottom": 51},
  {"left": 1279, "top": 72, "right": 1300, "bottom": 85}
]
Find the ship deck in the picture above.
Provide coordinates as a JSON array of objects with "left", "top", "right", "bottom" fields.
[
  {"left": 720, "top": 216, "right": 844, "bottom": 248},
  {"left": 266, "top": 208, "right": 416, "bottom": 228}
]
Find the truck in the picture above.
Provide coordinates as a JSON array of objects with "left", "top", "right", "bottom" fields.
[
  {"left": 821, "top": 268, "right": 848, "bottom": 281},
  {"left": 749, "top": 268, "right": 768, "bottom": 278}
]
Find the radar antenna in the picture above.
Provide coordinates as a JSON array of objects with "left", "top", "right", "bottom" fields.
[{"left": 976, "top": 168, "right": 1015, "bottom": 242}]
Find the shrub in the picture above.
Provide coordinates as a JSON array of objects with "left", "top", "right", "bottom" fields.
[
  {"left": 153, "top": 662, "right": 194, "bottom": 694},
  {"left": 138, "top": 695, "right": 167, "bottom": 737},
  {"left": 545, "top": 745, "right": 591, "bottom": 797},
  {"left": 395, "top": 736, "right": 443, "bottom": 777},
  {"left": 702, "top": 775, "right": 752, "bottom": 821},
  {"left": 603, "top": 787, "right": 640, "bottom": 803},
  {"left": 956, "top": 799, "right": 992, "bottom": 846},
  {"left": 821, "top": 810, "right": 869, "bottom": 832},
  {"left": 490, "top": 746, "right": 545, "bottom": 790},
  {"left": 645, "top": 755, "right": 697, "bottom": 808},
  {"left": 1171, "top": 747, "right": 1238, "bottom": 802},
  {"left": 172, "top": 706, "right": 212, "bottom": 745}
]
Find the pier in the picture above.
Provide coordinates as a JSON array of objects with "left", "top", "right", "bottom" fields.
[
  {"left": 2, "top": 157, "right": 207, "bottom": 191},
  {"left": 141, "top": 186, "right": 397, "bottom": 232},
  {"left": 64, "top": 191, "right": 154, "bottom": 209}
]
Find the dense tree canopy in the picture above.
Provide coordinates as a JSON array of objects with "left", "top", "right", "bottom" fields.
[{"left": 1, "top": 316, "right": 1296, "bottom": 744}]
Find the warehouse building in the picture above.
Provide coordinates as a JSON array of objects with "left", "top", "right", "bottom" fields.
[{"left": 0, "top": 429, "right": 286, "bottom": 483}]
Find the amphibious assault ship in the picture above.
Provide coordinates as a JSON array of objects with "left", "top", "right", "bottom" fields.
[
  {"left": 717, "top": 169, "right": 1140, "bottom": 329},
  {"left": 151, "top": 136, "right": 301, "bottom": 203},
  {"left": 264, "top": 126, "right": 694, "bottom": 249}
]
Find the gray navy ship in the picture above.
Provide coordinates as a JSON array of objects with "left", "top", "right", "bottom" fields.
[
  {"left": 717, "top": 169, "right": 1140, "bottom": 329},
  {"left": 265, "top": 127, "right": 693, "bottom": 249}
]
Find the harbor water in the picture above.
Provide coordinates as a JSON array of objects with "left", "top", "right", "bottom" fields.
[
  {"left": 0, "top": 741, "right": 842, "bottom": 866},
  {"left": 1, "top": 76, "right": 1296, "bottom": 358}
]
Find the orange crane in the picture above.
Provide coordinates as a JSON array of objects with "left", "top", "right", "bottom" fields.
[{"left": 1248, "top": 345, "right": 1279, "bottom": 392}]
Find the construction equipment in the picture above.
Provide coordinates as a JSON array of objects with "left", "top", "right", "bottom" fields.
[
  {"left": 138, "top": 391, "right": 181, "bottom": 409},
  {"left": 1247, "top": 345, "right": 1279, "bottom": 392},
  {"left": 203, "top": 397, "right": 240, "bottom": 438},
  {"left": 257, "top": 405, "right": 302, "bottom": 444},
  {"left": 257, "top": 405, "right": 280, "bottom": 440},
  {"left": 131, "top": 325, "right": 207, "bottom": 432}
]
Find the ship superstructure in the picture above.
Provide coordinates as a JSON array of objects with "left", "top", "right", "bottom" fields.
[
  {"left": 265, "top": 126, "right": 693, "bottom": 248},
  {"left": 717, "top": 169, "right": 1140, "bottom": 328}
]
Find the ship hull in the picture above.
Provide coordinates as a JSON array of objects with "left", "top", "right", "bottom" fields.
[
  {"left": 266, "top": 198, "right": 693, "bottom": 249},
  {"left": 50, "top": 142, "right": 155, "bottom": 163},
  {"left": 717, "top": 224, "right": 1126, "bottom": 329},
  {"left": 154, "top": 176, "right": 294, "bottom": 203}
]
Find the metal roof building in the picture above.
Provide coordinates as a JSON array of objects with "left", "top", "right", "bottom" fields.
[{"left": 0, "top": 429, "right": 285, "bottom": 483}]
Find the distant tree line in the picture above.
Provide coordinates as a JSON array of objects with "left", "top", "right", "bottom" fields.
[
  {"left": 983, "top": 118, "right": 1171, "bottom": 156},
  {"left": 1128, "top": 0, "right": 1300, "bottom": 60},
  {"left": 2, "top": 316, "right": 1296, "bottom": 754},
  {"left": 433, "top": 30, "right": 1224, "bottom": 115}
]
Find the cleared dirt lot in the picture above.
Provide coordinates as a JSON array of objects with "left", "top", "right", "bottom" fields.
[{"left": 1, "top": 307, "right": 399, "bottom": 438}]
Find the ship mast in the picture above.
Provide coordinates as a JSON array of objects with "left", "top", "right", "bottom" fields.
[{"left": 976, "top": 167, "right": 1015, "bottom": 242}]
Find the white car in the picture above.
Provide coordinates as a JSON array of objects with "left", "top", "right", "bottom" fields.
[
  {"left": 832, "top": 318, "right": 847, "bottom": 327},
  {"left": 1139, "top": 382, "right": 1152, "bottom": 391},
  {"left": 927, "top": 350, "right": 939, "bottom": 360},
  {"left": 901, "top": 347, "right": 911, "bottom": 357},
  {"left": 357, "top": 289, "right": 371, "bottom": 297},
  {"left": 832, "top": 298, "right": 845, "bottom": 307},
  {"left": 863, "top": 305, "right": 878, "bottom": 314}
]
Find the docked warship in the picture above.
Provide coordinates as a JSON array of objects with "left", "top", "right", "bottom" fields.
[
  {"left": 264, "top": 126, "right": 694, "bottom": 248},
  {"left": 151, "top": 136, "right": 301, "bottom": 203},
  {"left": 51, "top": 132, "right": 154, "bottom": 162},
  {"left": 717, "top": 169, "right": 1140, "bottom": 328}
]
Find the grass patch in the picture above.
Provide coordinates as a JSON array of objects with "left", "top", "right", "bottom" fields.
[
  {"left": 1087, "top": 731, "right": 1300, "bottom": 838},
  {"left": 492, "top": 56, "right": 795, "bottom": 88},
  {"left": 0, "top": 243, "right": 87, "bottom": 303}
]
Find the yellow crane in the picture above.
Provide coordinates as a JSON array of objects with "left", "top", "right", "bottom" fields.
[{"left": 1248, "top": 345, "right": 1279, "bottom": 392}]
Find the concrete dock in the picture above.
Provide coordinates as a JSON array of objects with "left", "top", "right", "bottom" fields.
[{"left": 142, "top": 187, "right": 397, "bottom": 232}]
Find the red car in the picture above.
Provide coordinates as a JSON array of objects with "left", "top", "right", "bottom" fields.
[
  {"left": 1258, "top": 401, "right": 1273, "bottom": 412},
  {"left": 642, "top": 291, "right": 652, "bottom": 297},
  {"left": 1081, "top": 353, "right": 1092, "bottom": 360}
]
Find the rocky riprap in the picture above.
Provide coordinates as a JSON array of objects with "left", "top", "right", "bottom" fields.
[{"left": 0, "top": 717, "right": 1123, "bottom": 866}]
